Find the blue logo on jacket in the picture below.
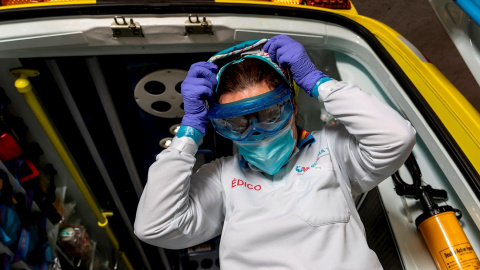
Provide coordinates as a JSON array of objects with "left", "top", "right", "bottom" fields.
[{"left": 296, "top": 148, "right": 329, "bottom": 175}]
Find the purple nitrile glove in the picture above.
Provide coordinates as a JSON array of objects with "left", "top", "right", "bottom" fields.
[
  {"left": 181, "top": 62, "right": 218, "bottom": 134},
  {"left": 264, "top": 35, "right": 329, "bottom": 96}
]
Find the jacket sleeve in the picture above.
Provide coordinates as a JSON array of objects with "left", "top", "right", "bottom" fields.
[
  {"left": 319, "top": 80, "right": 416, "bottom": 196},
  {"left": 134, "top": 136, "right": 225, "bottom": 249}
]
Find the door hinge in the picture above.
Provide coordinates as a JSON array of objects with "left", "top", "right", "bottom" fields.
[
  {"left": 185, "top": 14, "right": 213, "bottom": 36},
  {"left": 111, "top": 16, "right": 144, "bottom": 38}
]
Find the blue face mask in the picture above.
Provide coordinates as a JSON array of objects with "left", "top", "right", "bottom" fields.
[{"left": 234, "top": 119, "right": 296, "bottom": 175}]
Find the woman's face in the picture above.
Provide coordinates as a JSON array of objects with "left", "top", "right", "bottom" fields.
[{"left": 218, "top": 82, "right": 298, "bottom": 144}]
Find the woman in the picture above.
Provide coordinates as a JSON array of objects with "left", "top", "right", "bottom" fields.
[{"left": 134, "top": 35, "right": 416, "bottom": 269}]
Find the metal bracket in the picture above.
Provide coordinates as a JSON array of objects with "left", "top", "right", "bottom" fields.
[
  {"left": 111, "top": 16, "right": 144, "bottom": 38},
  {"left": 9, "top": 68, "right": 40, "bottom": 93},
  {"left": 184, "top": 14, "right": 213, "bottom": 35}
]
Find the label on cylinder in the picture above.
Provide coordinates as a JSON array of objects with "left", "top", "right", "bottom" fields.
[{"left": 439, "top": 242, "right": 480, "bottom": 269}]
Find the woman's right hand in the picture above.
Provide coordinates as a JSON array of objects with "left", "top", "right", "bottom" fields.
[
  {"left": 180, "top": 62, "right": 218, "bottom": 134},
  {"left": 264, "top": 35, "right": 329, "bottom": 96}
]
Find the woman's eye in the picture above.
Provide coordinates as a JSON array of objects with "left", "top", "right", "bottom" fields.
[
  {"left": 227, "top": 116, "right": 249, "bottom": 132},
  {"left": 258, "top": 105, "right": 282, "bottom": 123}
]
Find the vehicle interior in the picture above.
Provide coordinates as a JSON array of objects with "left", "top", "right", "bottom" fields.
[{"left": 0, "top": 4, "right": 479, "bottom": 270}]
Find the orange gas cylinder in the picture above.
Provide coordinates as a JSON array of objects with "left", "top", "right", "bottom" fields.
[{"left": 416, "top": 207, "right": 480, "bottom": 270}]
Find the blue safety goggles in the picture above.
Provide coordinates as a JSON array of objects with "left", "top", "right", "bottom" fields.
[{"left": 207, "top": 85, "right": 294, "bottom": 141}]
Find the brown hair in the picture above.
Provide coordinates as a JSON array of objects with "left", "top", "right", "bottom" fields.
[{"left": 215, "top": 58, "right": 286, "bottom": 102}]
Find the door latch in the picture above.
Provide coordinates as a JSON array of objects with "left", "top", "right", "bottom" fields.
[
  {"left": 184, "top": 14, "right": 213, "bottom": 35},
  {"left": 111, "top": 16, "right": 144, "bottom": 38}
]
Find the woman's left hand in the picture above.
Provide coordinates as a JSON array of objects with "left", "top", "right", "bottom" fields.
[{"left": 264, "top": 35, "right": 329, "bottom": 96}]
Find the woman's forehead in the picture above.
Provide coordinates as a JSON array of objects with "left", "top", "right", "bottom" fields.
[{"left": 218, "top": 82, "right": 273, "bottom": 104}]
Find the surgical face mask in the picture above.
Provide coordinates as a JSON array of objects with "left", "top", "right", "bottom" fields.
[{"left": 234, "top": 118, "right": 296, "bottom": 175}]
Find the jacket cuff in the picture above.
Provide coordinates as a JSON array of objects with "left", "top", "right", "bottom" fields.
[
  {"left": 167, "top": 136, "right": 199, "bottom": 156},
  {"left": 312, "top": 77, "right": 333, "bottom": 99},
  {"left": 314, "top": 79, "right": 339, "bottom": 101},
  {"left": 176, "top": 125, "right": 204, "bottom": 146}
]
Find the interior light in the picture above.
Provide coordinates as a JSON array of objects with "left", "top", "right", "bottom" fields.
[
  {"left": 1, "top": 0, "right": 41, "bottom": 5},
  {"left": 1, "top": 0, "right": 86, "bottom": 6},
  {"left": 159, "top": 138, "right": 173, "bottom": 149},
  {"left": 305, "top": 0, "right": 351, "bottom": 9},
  {"left": 169, "top": 124, "right": 181, "bottom": 136},
  {"left": 270, "top": 0, "right": 303, "bottom": 4}
]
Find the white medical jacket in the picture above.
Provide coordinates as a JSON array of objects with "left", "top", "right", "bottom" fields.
[{"left": 134, "top": 80, "right": 417, "bottom": 269}]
